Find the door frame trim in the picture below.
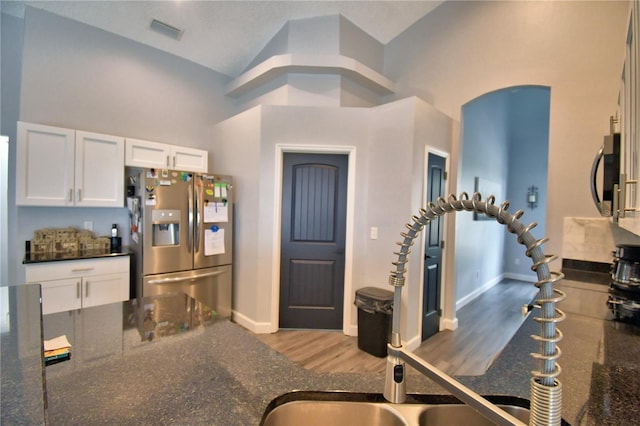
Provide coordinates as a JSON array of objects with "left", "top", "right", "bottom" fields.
[
  {"left": 420, "top": 146, "right": 451, "bottom": 339},
  {"left": 272, "top": 144, "right": 356, "bottom": 335}
]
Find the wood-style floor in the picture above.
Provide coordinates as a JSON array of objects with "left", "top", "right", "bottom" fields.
[{"left": 256, "top": 279, "right": 538, "bottom": 377}]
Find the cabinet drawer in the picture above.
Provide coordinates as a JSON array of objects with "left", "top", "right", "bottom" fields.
[{"left": 26, "top": 257, "right": 129, "bottom": 283}]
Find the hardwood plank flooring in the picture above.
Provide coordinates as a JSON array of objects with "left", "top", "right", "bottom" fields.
[{"left": 256, "top": 279, "right": 538, "bottom": 376}]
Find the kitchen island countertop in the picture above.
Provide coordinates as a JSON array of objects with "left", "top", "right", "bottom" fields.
[{"left": 2, "top": 282, "right": 639, "bottom": 425}]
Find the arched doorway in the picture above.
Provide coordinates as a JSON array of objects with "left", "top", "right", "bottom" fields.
[{"left": 454, "top": 85, "right": 551, "bottom": 310}]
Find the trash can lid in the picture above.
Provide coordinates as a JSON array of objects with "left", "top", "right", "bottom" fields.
[{"left": 355, "top": 286, "right": 393, "bottom": 301}]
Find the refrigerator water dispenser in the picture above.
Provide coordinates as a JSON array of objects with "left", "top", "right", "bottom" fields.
[{"left": 152, "top": 209, "right": 180, "bottom": 246}]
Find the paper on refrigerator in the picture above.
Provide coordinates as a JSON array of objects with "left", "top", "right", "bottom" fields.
[
  {"left": 204, "top": 228, "right": 225, "bottom": 256},
  {"left": 203, "top": 202, "right": 228, "bottom": 223}
]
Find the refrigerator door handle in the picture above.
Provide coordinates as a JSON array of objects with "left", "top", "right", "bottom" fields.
[
  {"left": 187, "top": 181, "right": 194, "bottom": 253},
  {"left": 195, "top": 185, "right": 201, "bottom": 252},
  {"left": 146, "top": 270, "right": 226, "bottom": 285}
]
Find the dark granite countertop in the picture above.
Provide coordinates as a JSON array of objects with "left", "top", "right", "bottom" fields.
[
  {"left": 2, "top": 282, "right": 639, "bottom": 425},
  {"left": 23, "top": 248, "right": 132, "bottom": 264}
]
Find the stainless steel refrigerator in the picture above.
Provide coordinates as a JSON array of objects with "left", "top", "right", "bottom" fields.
[{"left": 128, "top": 169, "right": 233, "bottom": 318}]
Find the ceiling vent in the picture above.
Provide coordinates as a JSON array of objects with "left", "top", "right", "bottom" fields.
[{"left": 150, "top": 19, "right": 184, "bottom": 41}]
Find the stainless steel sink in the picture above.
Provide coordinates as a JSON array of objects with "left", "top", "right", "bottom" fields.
[
  {"left": 262, "top": 400, "right": 407, "bottom": 426},
  {"left": 260, "top": 392, "right": 534, "bottom": 426},
  {"left": 418, "top": 404, "right": 530, "bottom": 426}
]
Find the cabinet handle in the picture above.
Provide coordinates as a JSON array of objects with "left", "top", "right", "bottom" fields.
[
  {"left": 173, "top": 156, "right": 176, "bottom": 168},
  {"left": 71, "top": 267, "right": 94, "bottom": 272},
  {"left": 615, "top": 174, "right": 639, "bottom": 219},
  {"left": 69, "top": 189, "right": 73, "bottom": 202},
  {"left": 85, "top": 281, "right": 89, "bottom": 298},
  {"left": 623, "top": 180, "right": 639, "bottom": 213},
  {"left": 166, "top": 155, "right": 170, "bottom": 168},
  {"left": 76, "top": 281, "right": 81, "bottom": 299},
  {"left": 77, "top": 189, "right": 82, "bottom": 202}
]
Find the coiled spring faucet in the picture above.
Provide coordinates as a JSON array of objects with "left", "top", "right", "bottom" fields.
[{"left": 384, "top": 192, "right": 565, "bottom": 426}]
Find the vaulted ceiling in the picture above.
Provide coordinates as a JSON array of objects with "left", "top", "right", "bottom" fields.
[{"left": 1, "top": 1, "right": 445, "bottom": 77}]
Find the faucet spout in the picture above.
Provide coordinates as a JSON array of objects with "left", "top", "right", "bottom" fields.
[
  {"left": 384, "top": 192, "right": 565, "bottom": 426},
  {"left": 387, "top": 344, "right": 527, "bottom": 426}
]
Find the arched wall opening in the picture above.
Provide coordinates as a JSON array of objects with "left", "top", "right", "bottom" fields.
[{"left": 454, "top": 85, "right": 551, "bottom": 309}]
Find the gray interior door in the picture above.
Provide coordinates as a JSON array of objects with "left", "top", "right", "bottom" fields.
[
  {"left": 423, "top": 152, "right": 446, "bottom": 341},
  {"left": 279, "top": 153, "right": 348, "bottom": 329}
]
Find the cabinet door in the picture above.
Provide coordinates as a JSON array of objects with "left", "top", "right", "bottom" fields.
[
  {"left": 82, "top": 273, "right": 129, "bottom": 309},
  {"left": 171, "top": 145, "right": 208, "bottom": 173},
  {"left": 16, "top": 122, "right": 75, "bottom": 206},
  {"left": 75, "top": 131, "right": 125, "bottom": 207},
  {"left": 125, "top": 138, "right": 172, "bottom": 169},
  {"left": 619, "top": 3, "right": 640, "bottom": 235},
  {"left": 41, "top": 278, "right": 82, "bottom": 315}
]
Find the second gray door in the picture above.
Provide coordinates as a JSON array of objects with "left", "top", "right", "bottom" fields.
[{"left": 423, "top": 152, "right": 446, "bottom": 341}]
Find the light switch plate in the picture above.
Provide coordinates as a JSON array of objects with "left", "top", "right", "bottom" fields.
[{"left": 370, "top": 226, "right": 378, "bottom": 239}]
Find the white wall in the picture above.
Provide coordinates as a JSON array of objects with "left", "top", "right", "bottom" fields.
[
  {"left": 19, "top": 8, "right": 232, "bottom": 146},
  {"left": 212, "top": 99, "right": 453, "bottom": 343},
  {"left": 1, "top": 136, "right": 8, "bottom": 286},
  {"left": 503, "top": 87, "right": 551, "bottom": 280},
  {"left": 209, "top": 107, "right": 263, "bottom": 327},
  {"left": 456, "top": 89, "right": 510, "bottom": 305},
  {"left": 212, "top": 104, "right": 372, "bottom": 332},
  {"left": 385, "top": 0, "right": 631, "bottom": 266},
  {"left": 0, "top": 12, "right": 23, "bottom": 286}
]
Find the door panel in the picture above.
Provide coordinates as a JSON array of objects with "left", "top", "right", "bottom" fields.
[
  {"left": 75, "top": 131, "right": 124, "bottom": 207},
  {"left": 82, "top": 273, "right": 128, "bottom": 309},
  {"left": 280, "top": 153, "right": 348, "bottom": 329},
  {"left": 194, "top": 174, "right": 233, "bottom": 269},
  {"left": 423, "top": 153, "right": 446, "bottom": 341},
  {"left": 143, "top": 265, "right": 232, "bottom": 318},
  {"left": 141, "top": 170, "right": 193, "bottom": 275},
  {"left": 16, "top": 122, "right": 75, "bottom": 206}
]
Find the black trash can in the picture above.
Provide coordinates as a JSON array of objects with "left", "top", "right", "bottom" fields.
[{"left": 354, "top": 287, "right": 393, "bottom": 357}]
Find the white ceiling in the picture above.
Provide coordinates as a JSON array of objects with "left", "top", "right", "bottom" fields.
[{"left": 1, "top": 0, "right": 445, "bottom": 77}]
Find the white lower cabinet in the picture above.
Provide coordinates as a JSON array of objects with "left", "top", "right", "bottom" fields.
[
  {"left": 26, "top": 257, "right": 130, "bottom": 315},
  {"left": 40, "top": 278, "right": 83, "bottom": 314}
]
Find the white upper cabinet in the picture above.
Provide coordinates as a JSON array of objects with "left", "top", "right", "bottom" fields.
[
  {"left": 124, "top": 138, "right": 171, "bottom": 169},
  {"left": 75, "top": 131, "right": 124, "bottom": 207},
  {"left": 16, "top": 122, "right": 75, "bottom": 206},
  {"left": 16, "top": 122, "right": 124, "bottom": 207},
  {"left": 125, "top": 138, "right": 208, "bottom": 173},
  {"left": 172, "top": 144, "right": 209, "bottom": 173}
]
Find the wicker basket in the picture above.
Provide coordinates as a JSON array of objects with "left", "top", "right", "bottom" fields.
[
  {"left": 31, "top": 227, "right": 109, "bottom": 253},
  {"left": 54, "top": 238, "right": 78, "bottom": 254}
]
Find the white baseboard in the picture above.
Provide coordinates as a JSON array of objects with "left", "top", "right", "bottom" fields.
[
  {"left": 503, "top": 272, "right": 538, "bottom": 283},
  {"left": 441, "top": 316, "right": 458, "bottom": 331},
  {"left": 456, "top": 274, "right": 504, "bottom": 310},
  {"left": 232, "top": 310, "right": 275, "bottom": 334},
  {"left": 347, "top": 324, "right": 358, "bottom": 336},
  {"left": 404, "top": 333, "right": 422, "bottom": 351}
]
